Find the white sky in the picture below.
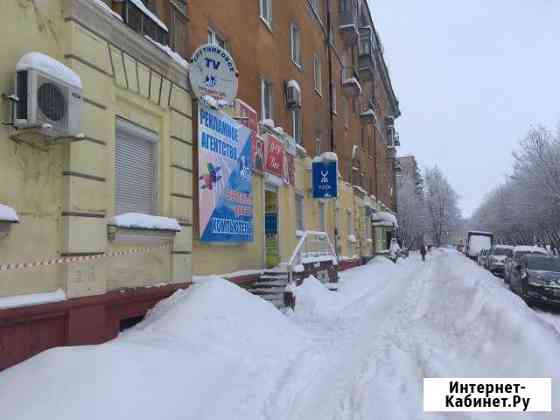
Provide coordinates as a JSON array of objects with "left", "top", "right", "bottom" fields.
[{"left": 369, "top": 0, "right": 560, "bottom": 217}]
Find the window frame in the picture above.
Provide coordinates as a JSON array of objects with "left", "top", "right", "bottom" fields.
[
  {"left": 292, "top": 108, "right": 302, "bottom": 144},
  {"left": 261, "top": 79, "right": 274, "bottom": 121},
  {"left": 208, "top": 27, "right": 227, "bottom": 49},
  {"left": 260, "top": 0, "right": 273, "bottom": 29},
  {"left": 290, "top": 23, "right": 302, "bottom": 69},
  {"left": 313, "top": 53, "right": 322, "bottom": 96},
  {"left": 170, "top": 1, "right": 187, "bottom": 58},
  {"left": 295, "top": 192, "right": 305, "bottom": 233}
]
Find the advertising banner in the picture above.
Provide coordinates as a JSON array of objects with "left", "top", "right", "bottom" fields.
[
  {"left": 234, "top": 99, "right": 263, "bottom": 173},
  {"left": 264, "top": 133, "right": 285, "bottom": 179},
  {"left": 312, "top": 160, "right": 338, "bottom": 198},
  {"left": 198, "top": 104, "right": 253, "bottom": 242}
]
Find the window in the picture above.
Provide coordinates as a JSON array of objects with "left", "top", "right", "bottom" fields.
[
  {"left": 340, "top": 0, "right": 351, "bottom": 12},
  {"left": 260, "top": 0, "right": 272, "bottom": 28},
  {"left": 170, "top": 1, "right": 187, "bottom": 58},
  {"left": 290, "top": 24, "right": 302, "bottom": 67},
  {"left": 295, "top": 193, "right": 305, "bottom": 232},
  {"left": 208, "top": 28, "right": 226, "bottom": 49},
  {"left": 315, "top": 137, "right": 322, "bottom": 155},
  {"left": 313, "top": 54, "right": 322, "bottom": 95},
  {"left": 115, "top": 118, "right": 158, "bottom": 215},
  {"left": 318, "top": 202, "right": 326, "bottom": 232},
  {"left": 122, "top": 0, "right": 168, "bottom": 45},
  {"left": 261, "top": 80, "right": 273, "bottom": 120},
  {"left": 292, "top": 108, "right": 302, "bottom": 144}
]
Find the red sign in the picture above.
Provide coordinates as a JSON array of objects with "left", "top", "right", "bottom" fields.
[
  {"left": 234, "top": 99, "right": 262, "bottom": 173},
  {"left": 265, "top": 134, "right": 285, "bottom": 178}
]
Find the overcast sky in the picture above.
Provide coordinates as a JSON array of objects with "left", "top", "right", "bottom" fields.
[{"left": 369, "top": 0, "right": 560, "bottom": 217}]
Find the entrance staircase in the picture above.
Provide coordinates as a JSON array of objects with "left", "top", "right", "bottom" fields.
[{"left": 248, "top": 268, "right": 290, "bottom": 309}]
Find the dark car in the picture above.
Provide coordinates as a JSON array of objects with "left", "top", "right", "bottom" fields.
[
  {"left": 509, "top": 255, "right": 560, "bottom": 306},
  {"left": 504, "top": 246, "right": 548, "bottom": 284},
  {"left": 486, "top": 245, "right": 513, "bottom": 276}
]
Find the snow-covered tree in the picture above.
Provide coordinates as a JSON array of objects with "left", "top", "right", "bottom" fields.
[
  {"left": 424, "top": 166, "right": 462, "bottom": 247},
  {"left": 396, "top": 164, "right": 426, "bottom": 249}
]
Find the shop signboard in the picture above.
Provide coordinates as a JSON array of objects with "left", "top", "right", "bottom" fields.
[
  {"left": 264, "top": 133, "right": 285, "bottom": 179},
  {"left": 312, "top": 160, "right": 338, "bottom": 199},
  {"left": 198, "top": 104, "right": 253, "bottom": 242},
  {"left": 190, "top": 44, "right": 238, "bottom": 103},
  {"left": 234, "top": 99, "right": 263, "bottom": 173}
]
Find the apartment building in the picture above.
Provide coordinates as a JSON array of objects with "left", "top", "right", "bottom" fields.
[{"left": 186, "top": 0, "right": 401, "bottom": 277}]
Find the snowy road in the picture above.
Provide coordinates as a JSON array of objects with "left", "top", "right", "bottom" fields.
[{"left": 1, "top": 249, "right": 559, "bottom": 419}]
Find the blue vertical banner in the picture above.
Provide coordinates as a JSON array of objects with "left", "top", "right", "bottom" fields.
[
  {"left": 198, "top": 104, "right": 253, "bottom": 242},
  {"left": 312, "top": 160, "right": 338, "bottom": 199}
]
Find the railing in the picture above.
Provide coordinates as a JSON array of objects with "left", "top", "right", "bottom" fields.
[{"left": 286, "top": 230, "right": 338, "bottom": 282}]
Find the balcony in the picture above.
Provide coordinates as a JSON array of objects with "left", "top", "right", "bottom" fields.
[
  {"left": 120, "top": 0, "right": 169, "bottom": 45},
  {"left": 342, "top": 67, "right": 362, "bottom": 97},
  {"left": 338, "top": 1, "right": 359, "bottom": 47},
  {"left": 358, "top": 27, "right": 375, "bottom": 82}
]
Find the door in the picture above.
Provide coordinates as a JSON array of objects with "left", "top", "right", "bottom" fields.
[{"left": 265, "top": 188, "right": 280, "bottom": 268}]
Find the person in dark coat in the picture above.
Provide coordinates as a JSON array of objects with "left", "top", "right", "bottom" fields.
[{"left": 420, "top": 244, "right": 427, "bottom": 262}]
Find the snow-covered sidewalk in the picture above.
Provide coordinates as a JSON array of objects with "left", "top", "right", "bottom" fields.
[{"left": 1, "top": 250, "right": 559, "bottom": 419}]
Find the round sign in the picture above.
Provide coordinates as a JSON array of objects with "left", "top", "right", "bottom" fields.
[{"left": 189, "top": 44, "right": 238, "bottom": 104}]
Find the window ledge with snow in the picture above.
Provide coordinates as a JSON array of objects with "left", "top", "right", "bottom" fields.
[
  {"left": 108, "top": 213, "right": 181, "bottom": 244},
  {"left": 0, "top": 204, "right": 19, "bottom": 238}
]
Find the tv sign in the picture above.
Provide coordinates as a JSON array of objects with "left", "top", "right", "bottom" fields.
[
  {"left": 312, "top": 160, "right": 338, "bottom": 199},
  {"left": 190, "top": 44, "right": 238, "bottom": 104}
]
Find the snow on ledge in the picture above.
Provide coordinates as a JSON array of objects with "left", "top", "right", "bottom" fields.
[
  {"left": 110, "top": 213, "right": 181, "bottom": 232},
  {"left": 371, "top": 211, "right": 398, "bottom": 227},
  {"left": 16, "top": 52, "right": 82, "bottom": 89},
  {"left": 347, "top": 234, "right": 357, "bottom": 243},
  {"left": 130, "top": 0, "right": 168, "bottom": 32},
  {"left": 0, "top": 204, "right": 19, "bottom": 223},
  {"left": 0, "top": 289, "right": 66, "bottom": 310},
  {"left": 92, "top": 0, "right": 123, "bottom": 22},
  {"left": 145, "top": 36, "right": 189, "bottom": 70},
  {"left": 312, "top": 151, "right": 338, "bottom": 163}
]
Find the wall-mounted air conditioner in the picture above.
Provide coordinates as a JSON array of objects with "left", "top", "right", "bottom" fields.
[
  {"left": 285, "top": 80, "right": 302, "bottom": 109},
  {"left": 14, "top": 52, "right": 82, "bottom": 138}
]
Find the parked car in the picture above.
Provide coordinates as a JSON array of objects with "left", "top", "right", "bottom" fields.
[
  {"left": 504, "top": 245, "right": 549, "bottom": 284},
  {"left": 486, "top": 245, "right": 514, "bottom": 276},
  {"left": 478, "top": 249, "right": 489, "bottom": 267},
  {"left": 509, "top": 255, "right": 560, "bottom": 306}
]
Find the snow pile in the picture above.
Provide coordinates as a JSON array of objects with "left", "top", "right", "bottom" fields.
[
  {"left": 0, "top": 204, "right": 18, "bottom": 222},
  {"left": 16, "top": 52, "right": 82, "bottom": 88},
  {"left": 145, "top": 36, "right": 189, "bottom": 70},
  {"left": 291, "top": 276, "right": 339, "bottom": 319},
  {"left": 0, "top": 289, "right": 66, "bottom": 310},
  {"left": 110, "top": 213, "right": 181, "bottom": 232},
  {"left": 92, "top": 0, "right": 123, "bottom": 21},
  {"left": 514, "top": 245, "right": 549, "bottom": 254},
  {"left": 371, "top": 210, "right": 397, "bottom": 227},
  {"left": 0, "top": 278, "right": 306, "bottom": 420}
]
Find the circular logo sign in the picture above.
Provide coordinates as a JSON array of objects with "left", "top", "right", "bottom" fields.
[{"left": 189, "top": 44, "right": 238, "bottom": 104}]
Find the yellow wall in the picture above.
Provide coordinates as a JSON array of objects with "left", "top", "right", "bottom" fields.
[{"left": 0, "top": 0, "right": 192, "bottom": 298}]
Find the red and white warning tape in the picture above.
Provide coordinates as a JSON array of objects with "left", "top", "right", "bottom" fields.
[{"left": 0, "top": 243, "right": 173, "bottom": 273}]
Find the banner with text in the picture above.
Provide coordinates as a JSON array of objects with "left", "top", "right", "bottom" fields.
[{"left": 198, "top": 104, "right": 253, "bottom": 242}]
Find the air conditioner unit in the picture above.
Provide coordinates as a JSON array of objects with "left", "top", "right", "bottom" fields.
[
  {"left": 285, "top": 80, "right": 302, "bottom": 109},
  {"left": 14, "top": 52, "right": 82, "bottom": 138}
]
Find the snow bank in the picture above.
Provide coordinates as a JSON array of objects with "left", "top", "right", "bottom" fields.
[
  {"left": 0, "top": 278, "right": 305, "bottom": 420},
  {"left": 0, "top": 204, "right": 18, "bottom": 222},
  {"left": 16, "top": 52, "right": 82, "bottom": 89},
  {"left": 0, "top": 289, "right": 66, "bottom": 309},
  {"left": 110, "top": 213, "right": 181, "bottom": 232}
]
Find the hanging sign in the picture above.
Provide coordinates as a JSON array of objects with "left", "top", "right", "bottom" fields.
[
  {"left": 264, "top": 133, "right": 285, "bottom": 179},
  {"left": 190, "top": 44, "right": 238, "bottom": 103},
  {"left": 312, "top": 160, "right": 338, "bottom": 199},
  {"left": 198, "top": 104, "right": 253, "bottom": 242}
]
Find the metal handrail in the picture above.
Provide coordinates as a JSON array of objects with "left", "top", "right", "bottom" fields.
[{"left": 286, "top": 231, "right": 338, "bottom": 283}]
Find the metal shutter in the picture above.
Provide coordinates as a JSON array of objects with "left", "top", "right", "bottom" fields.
[{"left": 115, "top": 119, "right": 158, "bottom": 215}]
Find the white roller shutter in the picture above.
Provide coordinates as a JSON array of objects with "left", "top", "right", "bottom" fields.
[{"left": 115, "top": 118, "right": 158, "bottom": 215}]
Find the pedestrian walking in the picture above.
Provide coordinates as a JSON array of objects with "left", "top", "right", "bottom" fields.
[{"left": 420, "top": 244, "right": 427, "bottom": 262}]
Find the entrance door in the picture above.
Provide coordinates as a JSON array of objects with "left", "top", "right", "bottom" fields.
[{"left": 265, "top": 189, "right": 280, "bottom": 268}]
